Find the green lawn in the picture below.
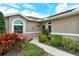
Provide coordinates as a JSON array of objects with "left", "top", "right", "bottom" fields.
[{"left": 18, "top": 42, "right": 46, "bottom": 56}]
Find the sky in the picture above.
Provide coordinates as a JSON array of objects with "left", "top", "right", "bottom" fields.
[{"left": 0, "top": 3, "right": 79, "bottom": 18}]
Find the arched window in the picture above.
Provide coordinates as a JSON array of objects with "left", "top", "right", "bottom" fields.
[
  {"left": 12, "top": 20, "right": 25, "bottom": 33},
  {"left": 14, "top": 20, "right": 23, "bottom": 24}
]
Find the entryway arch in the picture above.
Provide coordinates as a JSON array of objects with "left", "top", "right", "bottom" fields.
[{"left": 12, "top": 19, "right": 25, "bottom": 33}]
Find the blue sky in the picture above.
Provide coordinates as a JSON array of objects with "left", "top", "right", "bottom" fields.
[{"left": 0, "top": 3, "right": 79, "bottom": 18}]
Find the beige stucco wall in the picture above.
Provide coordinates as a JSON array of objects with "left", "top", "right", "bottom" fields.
[
  {"left": 5, "top": 17, "right": 9, "bottom": 33},
  {"left": 27, "top": 21, "right": 41, "bottom": 32},
  {"left": 51, "top": 15, "right": 78, "bottom": 34},
  {"left": 26, "top": 21, "right": 41, "bottom": 37}
]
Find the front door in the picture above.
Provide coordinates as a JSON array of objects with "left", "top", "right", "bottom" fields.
[{"left": 14, "top": 25, "right": 23, "bottom": 33}]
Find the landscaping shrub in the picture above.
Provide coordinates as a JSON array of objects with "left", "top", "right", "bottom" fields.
[
  {"left": 61, "top": 38, "right": 79, "bottom": 52},
  {"left": 61, "top": 38, "right": 73, "bottom": 50},
  {"left": 19, "top": 42, "right": 45, "bottom": 56},
  {"left": 0, "top": 33, "right": 17, "bottom": 55},
  {"left": 17, "top": 33, "right": 32, "bottom": 42},
  {"left": 0, "top": 12, "right": 5, "bottom": 33},
  {"left": 44, "top": 34, "right": 79, "bottom": 53},
  {"left": 72, "top": 40, "right": 79, "bottom": 52},
  {"left": 50, "top": 35, "right": 79, "bottom": 52},
  {"left": 39, "top": 33, "right": 48, "bottom": 43},
  {"left": 42, "top": 29, "right": 49, "bottom": 36},
  {"left": 50, "top": 35, "right": 63, "bottom": 46}
]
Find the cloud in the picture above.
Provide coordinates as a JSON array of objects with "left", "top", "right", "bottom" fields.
[
  {"left": 55, "top": 3, "right": 79, "bottom": 14},
  {"left": 69, "top": 4, "right": 79, "bottom": 9},
  {"left": 0, "top": 6, "right": 19, "bottom": 14},
  {"left": 55, "top": 3, "right": 68, "bottom": 13},
  {"left": 0, "top": 6, "right": 9, "bottom": 13},
  {"left": 23, "top": 4, "right": 35, "bottom": 10},
  {"left": 0, "top": 4, "right": 47, "bottom": 18},
  {"left": 6, "top": 3, "right": 21, "bottom": 8},
  {"left": 21, "top": 10, "right": 48, "bottom": 18},
  {"left": 4, "top": 8, "right": 19, "bottom": 14}
]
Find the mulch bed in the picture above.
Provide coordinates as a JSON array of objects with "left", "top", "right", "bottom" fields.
[{"left": 3, "top": 46, "right": 23, "bottom": 56}]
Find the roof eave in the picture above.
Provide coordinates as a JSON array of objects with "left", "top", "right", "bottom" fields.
[
  {"left": 4, "top": 13, "right": 42, "bottom": 22},
  {"left": 43, "top": 8, "right": 79, "bottom": 21}
]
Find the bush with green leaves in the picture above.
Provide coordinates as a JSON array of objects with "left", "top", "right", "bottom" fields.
[
  {"left": 72, "top": 40, "right": 79, "bottom": 52},
  {"left": 39, "top": 33, "right": 48, "bottom": 42},
  {"left": 42, "top": 29, "right": 49, "bottom": 36},
  {"left": 61, "top": 38, "right": 79, "bottom": 52},
  {"left": 49, "top": 34, "right": 79, "bottom": 52},
  {"left": 0, "top": 12, "right": 5, "bottom": 33},
  {"left": 61, "top": 38, "right": 73, "bottom": 50},
  {"left": 50, "top": 35, "right": 63, "bottom": 46}
]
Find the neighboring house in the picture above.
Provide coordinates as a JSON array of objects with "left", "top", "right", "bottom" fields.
[{"left": 4, "top": 8, "right": 79, "bottom": 37}]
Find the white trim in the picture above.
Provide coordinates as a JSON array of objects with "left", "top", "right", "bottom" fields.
[
  {"left": 25, "top": 31, "right": 41, "bottom": 34},
  {"left": 51, "top": 32, "right": 79, "bottom": 37},
  {"left": 12, "top": 18, "right": 25, "bottom": 33}
]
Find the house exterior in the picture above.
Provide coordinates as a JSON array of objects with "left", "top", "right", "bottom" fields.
[{"left": 4, "top": 8, "right": 79, "bottom": 38}]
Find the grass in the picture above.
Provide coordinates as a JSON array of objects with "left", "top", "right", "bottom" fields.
[{"left": 18, "top": 42, "right": 47, "bottom": 56}]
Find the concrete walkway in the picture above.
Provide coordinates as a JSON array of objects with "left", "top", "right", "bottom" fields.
[{"left": 30, "top": 37, "right": 75, "bottom": 56}]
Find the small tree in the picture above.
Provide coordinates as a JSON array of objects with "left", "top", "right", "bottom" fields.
[{"left": 0, "top": 12, "right": 5, "bottom": 33}]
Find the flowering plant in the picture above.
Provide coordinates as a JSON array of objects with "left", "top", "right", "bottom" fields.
[{"left": 17, "top": 33, "right": 32, "bottom": 41}]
